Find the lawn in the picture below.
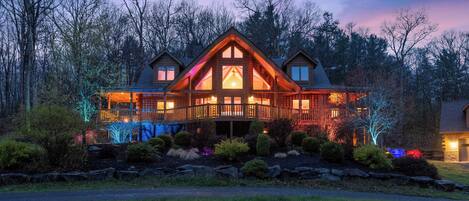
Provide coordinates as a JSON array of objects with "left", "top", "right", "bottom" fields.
[
  {"left": 1, "top": 176, "right": 468, "bottom": 200},
  {"left": 429, "top": 160, "right": 469, "bottom": 185},
  {"left": 123, "top": 196, "right": 378, "bottom": 201}
]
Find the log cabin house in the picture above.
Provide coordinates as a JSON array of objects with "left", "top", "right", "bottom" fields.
[
  {"left": 440, "top": 100, "right": 469, "bottom": 162},
  {"left": 98, "top": 27, "right": 367, "bottom": 142}
]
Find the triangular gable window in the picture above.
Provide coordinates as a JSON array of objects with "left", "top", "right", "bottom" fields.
[
  {"left": 195, "top": 68, "right": 212, "bottom": 90},
  {"left": 253, "top": 68, "right": 271, "bottom": 90},
  {"left": 233, "top": 46, "right": 243, "bottom": 58},
  {"left": 222, "top": 47, "right": 231, "bottom": 58},
  {"left": 222, "top": 66, "right": 243, "bottom": 89}
]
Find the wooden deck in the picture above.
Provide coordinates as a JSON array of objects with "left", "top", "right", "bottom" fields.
[{"left": 99, "top": 103, "right": 335, "bottom": 124}]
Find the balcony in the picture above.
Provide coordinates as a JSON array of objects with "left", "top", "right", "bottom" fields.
[{"left": 99, "top": 103, "right": 338, "bottom": 124}]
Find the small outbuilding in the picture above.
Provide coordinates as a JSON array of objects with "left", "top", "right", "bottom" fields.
[{"left": 440, "top": 100, "right": 469, "bottom": 162}]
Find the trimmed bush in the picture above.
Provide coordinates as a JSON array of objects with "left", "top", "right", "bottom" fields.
[
  {"left": 267, "top": 118, "right": 293, "bottom": 148},
  {"left": 16, "top": 105, "right": 83, "bottom": 168},
  {"left": 0, "top": 140, "right": 45, "bottom": 170},
  {"left": 148, "top": 137, "right": 166, "bottom": 152},
  {"left": 306, "top": 125, "right": 329, "bottom": 143},
  {"left": 392, "top": 157, "right": 439, "bottom": 179},
  {"left": 174, "top": 131, "right": 192, "bottom": 148},
  {"left": 157, "top": 135, "right": 173, "bottom": 151},
  {"left": 291, "top": 131, "right": 307, "bottom": 147},
  {"left": 320, "top": 142, "right": 344, "bottom": 163},
  {"left": 353, "top": 145, "right": 392, "bottom": 170},
  {"left": 249, "top": 120, "right": 265, "bottom": 135},
  {"left": 127, "top": 143, "right": 158, "bottom": 163},
  {"left": 214, "top": 138, "right": 249, "bottom": 161},
  {"left": 302, "top": 137, "right": 320, "bottom": 154},
  {"left": 241, "top": 159, "right": 268, "bottom": 178},
  {"left": 256, "top": 134, "right": 270, "bottom": 156}
]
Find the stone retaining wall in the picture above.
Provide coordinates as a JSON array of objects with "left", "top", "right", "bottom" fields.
[{"left": 1, "top": 165, "right": 466, "bottom": 192}]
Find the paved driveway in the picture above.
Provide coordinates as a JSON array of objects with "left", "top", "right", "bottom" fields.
[{"left": 0, "top": 187, "right": 456, "bottom": 201}]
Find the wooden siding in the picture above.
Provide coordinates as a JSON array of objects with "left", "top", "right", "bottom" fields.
[
  {"left": 151, "top": 54, "right": 181, "bottom": 84},
  {"left": 285, "top": 54, "right": 316, "bottom": 86}
]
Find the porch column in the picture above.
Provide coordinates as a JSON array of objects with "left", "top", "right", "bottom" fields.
[
  {"left": 299, "top": 91, "right": 302, "bottom": 119},
  {"left": 230, "top": 121, "right": 233, "bottom": 139},
  {"left": 107, "top": 94, "right": 111, "bottom": 109},
  {"left": 129, "top": 92, "right": 133, "bottom": 122},
  {"left": 163, "top": 92, "right": 167, "bottom": 120}
]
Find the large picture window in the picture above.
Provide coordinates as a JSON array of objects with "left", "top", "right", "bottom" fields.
[
  {"left": 222, "top": 66, "right": 243, "bottom": 89},
  {"left": 157, "top": 66, "right": 175, "bottom": 81},
  {"left": 253, "top": 68, "right": 271, "bottom": 90},
  {"left": 292, "top": 99, "right": 310, "bottom": 110},
  {"left": 291, "top": 66, "right": 309, "bottom": 81},
  {"left": 195, "top": 68, "right": 212, "bottom": 90}
]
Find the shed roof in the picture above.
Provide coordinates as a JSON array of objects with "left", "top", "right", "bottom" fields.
[{"left": 440, "top": 100, "right": 469, "bottom": 133}]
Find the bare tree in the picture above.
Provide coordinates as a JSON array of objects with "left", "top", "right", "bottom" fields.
[
  {"left": 381, "top": 8, "right": 437, "bottom": 141},
  {"left": 147, "top": 0, "right": 180, "bottom": 53},
  {"left": 0, "top": 0, "right": 56, "bottom": 115}
]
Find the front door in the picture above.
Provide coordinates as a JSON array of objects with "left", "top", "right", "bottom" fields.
[{"left": 459, "top": 138, "right": 469, "bottom": 161}]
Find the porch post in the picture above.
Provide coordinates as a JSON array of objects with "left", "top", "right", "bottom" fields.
[
  {"left": 230, "top": 121, "right": 233, "bottom": 139},
  {"left": 163, "top": 92, "right": 167, "bottom": 120},
  {"left": 299, "top": 91, "right": 302, "bottom": 119},
  {"left": 107, "top": 94, "right": 111, "bottom": 109},
  {"left": 130, "top": 92, "right": 133, "bottom": 121}
]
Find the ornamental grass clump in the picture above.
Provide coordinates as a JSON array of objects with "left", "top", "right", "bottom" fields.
[
  {"left": 127, "top": 143, "right": 158, "bottom": 163},
  {"left": 353, "top": 144, "right": 392, "bottom": 170},
  {"left": 241, "top": 159, "right": 268, "bottom": 178},
  {"left": 320, "top": 142, "right": 344, "bottom": 163},
  {"left": 214, "top": 138, "right": 249, "bottom": 161},
  {"left": 256, "top": 134, "right": 270, "bottom": 156}
]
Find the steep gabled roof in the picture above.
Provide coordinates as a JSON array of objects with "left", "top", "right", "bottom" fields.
[
  {"left": 149, "top": 51, "right": 185, "bottom": 67},
  {"left": 168, "top": 27, "right": 300, "bottom": 91},
  {"left": 440, "top": 100, "right": 469, "bottom": 133},
  {"left": 283, "top": 50, "right": 318, "bottom": 67}
]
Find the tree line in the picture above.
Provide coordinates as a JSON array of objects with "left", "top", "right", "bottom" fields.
[{"left": 0, "top": 0, "right": 468, "bottom": 148}]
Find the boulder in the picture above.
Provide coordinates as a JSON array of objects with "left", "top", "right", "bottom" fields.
[
  {"left": 294, "top": 167, "right": 313, "bottom": 172},
  {"left": 287, "top": 150, "right": 300, "bottom": 156},
  {"left": 214, "top": 165, "right": 238, "bottom": 179},
  {"left": 330, "top": 169, "right": 344, "bottom": 177},
  {"left": 0, "top": 173, "right": 30, "bottom": 185},
  {"left": 320, "top": 173, "right": 341, "bottom": 181},
  {"left": 139, "top": 168, "right": 165, "bottom": 177},
  {"left": 433, "top": 179, "right": 456, "bottom": 192},
  {"left": 177, "top": 165, "right": 214, "bottom": 177},
  {"left": 313, "top": 168, "right": 330, "bottom": 174},
  {"left": 280, "top": 168, "right": 299, "bottom": 178},
  {"left": 274, "top": 153, "right": 287, "bottom": 158},
  {"left": 88, "top": 168, "right": 115, "bottom": 181},
  {"left": 369, "top": 172, "right": 394, "bottom": 180},
  {"left": 267, "top": 165, "right": 281, "bottom": 178},
  {"left": 115, "top": 170, "right": 139, "bottom": 180},
  {"left": 173, "top": 169, "right": 195, "bottom": 177},
  {"left": 61, "top": 172, "right": 88, "bottom": 182},
  {"left": 455, "top": 183, "right": 469, "bottom": 191},
  {"left": 409, "top": 176, "right": 433, "bottom": 187},
  {"left": 343, "top": 168, "right": 369, "bottom": 178}
]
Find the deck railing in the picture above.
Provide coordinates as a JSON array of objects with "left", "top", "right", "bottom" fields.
[{"left": 99, "top": 104, "right": 338, "bottom": 123}]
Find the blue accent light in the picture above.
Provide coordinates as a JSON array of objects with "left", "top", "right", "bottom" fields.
[
  {"left": 386, "top": 148, "right": 406, "bottom": 158},
  {"left": 108, "top": 122, "right": 136, "bottom": 144}
]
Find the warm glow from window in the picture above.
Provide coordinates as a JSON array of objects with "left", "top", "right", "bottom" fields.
[
  {"left": 222, "top": 66, "right": 243, "bottom": 89},
  {"left": 291, "top": 66, "right": 309, "bottom": 81},
  {"left": 157, "top": 101, "right": 174, "bottom": 113},
  {"left": 253, "top": 68, "right": 271, "bottom": 90},
  {"left": 293, "top": 100, "right": 309, "bottom": 110},
  {"left": 248, "top": 96, "right": 270, "bottom": 105},
  {"left": 329, "top": 93, "right": 345, "bottom": 104},
  {"left": 233, "top": 46, "right": 243, "bottom": 58},
  {"left": 157, "top": 66, "right": 175, "bottom": 81},
  {"left": 331, "top": 108, "right": 340, "bottom": 118},
  {"left": 195, "top": 96, "right": 217, "bottom": 105},
  {"left": 195, "top": 68, "right": 212, "bottom": 90},
  {"left": 222, "top": 47, "right": 232, "bottom": 58}
]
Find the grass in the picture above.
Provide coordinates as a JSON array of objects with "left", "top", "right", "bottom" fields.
[
  {"left": 120, "top": 196, "right": 378, "bottom": 201},
  {"left": 429, "top": 160, "right": 469, "bottom": 185},
  {"left": 0, "top": 176, "right": 468, "bottom": 200}
]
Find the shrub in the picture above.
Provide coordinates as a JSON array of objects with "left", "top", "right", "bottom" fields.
[
  {"left": 61, "top": 145, "right": 87, "bottom": 170},
  {"left": 15, "top": 105, "right": 83, "bottom": 168},
  {"left": 193, "top": 120, "right": 216, "bottom": 148},
  {"left": 0, "top": 140, "right": 45, "bottom": 170},
  {"left": 320, "top": 142, "right": 344, "bottom": 163},
  {"left": 306, "top": 125, "right": 329, "bottom": 143},
  {"left": 214, "top": 138, "right": 249, "bottom": 161},
  {"left": 241, "top": 159, "right": 268, "bottom": 178},
  {"left": 353, "top": 145, "right": 392, "bottom": 170},
  {"left": 157, "top": 135, "right": 173, "bottom": 151},
  {"left": 127, "top": 143, "right": 158, "bottom": 163},
  {"left": 392, "top": 157, "right": 439, "bottom": 179},
  {"left": 267, "top": 118, "right": 293, "bottom": 148},
  {"left": 148, "top": 137, "right": 166, "bottom": 152},
  {"left": 291, "top": 131, "right": 307, "bottom": 147},
  {"left": 174, "top": 131, "right": 192, "bottom": 148},
  {"left": 256, "top": 134, "right": 270, "bottom": 156},
  {"left": 249, "top": 120, "right": 264, "bottom": 135},
  {"left": 302, "top": 137, "right": 320, "bottom": 154}
]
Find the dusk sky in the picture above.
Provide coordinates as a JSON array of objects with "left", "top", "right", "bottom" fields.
[{"left": 197, "top": 0, "right": 469, "bottom": 36}]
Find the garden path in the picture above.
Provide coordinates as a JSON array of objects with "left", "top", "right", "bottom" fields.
[{"left": 0, "top": 186, "right": 455, "bottom": 201}]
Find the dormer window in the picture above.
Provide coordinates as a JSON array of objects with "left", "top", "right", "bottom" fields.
[
  {"left": 158, "top": 66, "right": 175, "bottom": 81},
  {"left": 222, "top": 46, "right": 243, "bottom": 58},
  {"left": 291, "top": 66, "right": 309, "bottom": 81}
]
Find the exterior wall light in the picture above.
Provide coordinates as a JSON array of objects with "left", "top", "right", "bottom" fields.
[{"left": 449, "top": 141, "right": 458, "bottom": 150}]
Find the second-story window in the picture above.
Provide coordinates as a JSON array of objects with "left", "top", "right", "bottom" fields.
[
  {"left": 222, "top": 46, "right": 243, "bottom": 58},
  {"left": 157, "top": 66, "right": 175, "bottom": 81},
  {"left": 291, "top": 66, "right": 309, "bottom": 81}
]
